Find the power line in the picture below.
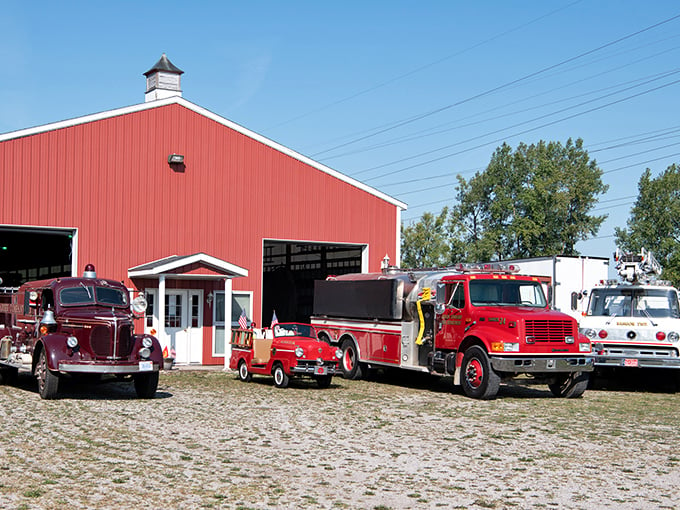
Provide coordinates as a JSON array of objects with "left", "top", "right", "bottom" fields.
[
  {"left": 265, "top": 0, "right": 585, "bottom": 131},
  {"left": 311, "top": 12, "right": 680, "bottom": 159},
  {"left": 324, "top": 50, "right": 680, "bottom": 164},
  {"left": 364, "top": 77, "right": 680, "bottom": 183}
]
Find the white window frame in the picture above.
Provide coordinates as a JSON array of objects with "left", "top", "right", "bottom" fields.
[{"left": 213, "top": 290, "right": 253, "bottom": 357}]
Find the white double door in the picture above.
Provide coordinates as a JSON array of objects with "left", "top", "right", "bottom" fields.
[{"left": 163, "top": 290, "right": 203, "bottom": 365}]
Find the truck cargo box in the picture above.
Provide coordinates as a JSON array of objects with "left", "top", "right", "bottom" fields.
[{"left": 313, "top": 279, "right": 403, "bottom": 320}]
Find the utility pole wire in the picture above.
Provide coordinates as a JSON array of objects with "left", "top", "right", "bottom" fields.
[
  {"left": 266, "top": 1, "right": 584, "bottom": 131},
  {"left": 311, "top": 12, "right": 680, "bottom": 158}
]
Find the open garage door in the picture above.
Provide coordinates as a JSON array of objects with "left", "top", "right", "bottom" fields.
[
  {"left": 0, "top": 226, "right": 74, "bottom": 287},
  {"left": 262, "top": 241, "right": 364, "bottom": 325}
]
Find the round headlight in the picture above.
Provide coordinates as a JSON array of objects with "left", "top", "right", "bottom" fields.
[
  {"left": 139, "top": 347, "right": 151, "bottom": 359},
  {"left": 142, "top": 337, "right": 153, "bottom": 348},
  {"left": 584, "top": 329, "right": 597, "bottom": 339},
  {"left": 66, "top": 336, "right": 78, "bottom": 348},
  {"left": 295, "top": 346, "right": 304, "bottom": 358},
  {"left": 667, "top": 331, "right": 679, "bottom": 342},
  {"left": 131, "top": 295, "right": 148, "bottom": 317},
  {"left": 335, "top": 349, "right": 343, "bottom": 359}
]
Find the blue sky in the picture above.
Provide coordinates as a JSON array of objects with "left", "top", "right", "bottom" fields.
[{"left": 2, "top": 1, "right": 680, "bottom": 269}]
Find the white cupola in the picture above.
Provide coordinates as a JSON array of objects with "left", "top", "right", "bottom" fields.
[{"left": 143, "top": 54, "right": 184, "bottom": 102}]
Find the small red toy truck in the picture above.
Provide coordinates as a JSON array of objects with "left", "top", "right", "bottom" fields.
[
  {"left": 230, "top": 322, "right": 342, "bottom": 388},
  {"left": 0, "top": 264, "right": 163, "bottom": 399}
]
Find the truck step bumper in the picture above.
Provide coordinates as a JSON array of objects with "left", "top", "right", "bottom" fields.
[
  {"left": 491, "top": 356, "right": 594, "bottom": 373},
  {"left": 58, "top": 361, "right": 160, "bottom": 374}
]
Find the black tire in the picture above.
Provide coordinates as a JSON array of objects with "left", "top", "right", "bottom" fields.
[
  {"left": 460, "top": 346, "right": 500, "bottom": 400},
  {"left": 273, "top": 364, "right": 289, "bottom": 388},
  {"left": 315, "top": 374, "right": 333, "bottom": 389},
  {"left": 238, "top": 360, "right": 252, "bottom": 382},
  {"left": 35, "top": 349, "right": 59, "bottom": 400},
  {"left": 549, "top": 372, "right": 589, "bottom": 398},
  {"left": 134, "top": 371, "right": 159, "bottom": 399},
  {"left": 340, "top": 338, "right": 363, "bottom": 380}
]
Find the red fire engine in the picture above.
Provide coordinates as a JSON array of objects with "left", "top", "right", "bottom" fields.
[
  {"left": 311, "top": 263, "right": 593, "bottom": 399},
  {"left": 0, "top": 265, "right": 162, "bottom": 399}
]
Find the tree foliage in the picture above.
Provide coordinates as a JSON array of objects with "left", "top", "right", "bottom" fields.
[
  {"left": 615, "top": 164, "right": 680, "bottom": 286},
  {"left": 401, "top": 208, "right": 450, "bottom": 268},
  {"left": 400, "top": 138, "right": 608, "bottom": 266},
  {"left": 450, "top": 138, "right": 608, "bottom": 261}
]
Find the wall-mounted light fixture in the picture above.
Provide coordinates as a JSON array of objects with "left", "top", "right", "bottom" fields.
[{"left": 168, "top": 153, "right": 185, "bottom": 164}]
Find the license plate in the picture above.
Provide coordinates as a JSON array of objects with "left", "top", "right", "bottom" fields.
[
  {"left": 623, "top": 358, "right": 638, "bottom": 367},
  {"left": 314, "top": 366, "right": 326, "bottom": 375},
  {"left": 139, "top": 361, "right": 153, "bottom": 371}
]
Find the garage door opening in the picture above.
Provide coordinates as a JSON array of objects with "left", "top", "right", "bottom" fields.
[
  {"left": 0, "top": 227, "right": 74, "bottom": 287},
  {"left": 262, "top": 241, "right": 364, "bottom": 325}
]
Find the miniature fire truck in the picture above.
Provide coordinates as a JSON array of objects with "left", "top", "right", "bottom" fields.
[
  {"left": 580, "top": 249, "right": 680, "bottom": 371},
  {"left": 230, "top": 322, "right": 342, "bottom": 388},
  {"left": 311, "top": 262, "right": 593, "bottom": 399},
  {"left": 0, "top": 264, "right": 163, "bottom": 399}
]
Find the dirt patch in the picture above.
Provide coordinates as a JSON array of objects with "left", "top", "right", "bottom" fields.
[{"left": 0, "top": 369, "right": 678, "bottom": 509}]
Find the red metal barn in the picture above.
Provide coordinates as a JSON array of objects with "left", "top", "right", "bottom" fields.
[{"left": 0, "top": 55, "right": 406, "bottom": 366}]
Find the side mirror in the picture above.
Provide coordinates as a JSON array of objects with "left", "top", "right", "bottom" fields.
[{"left": 570, "top": 292, "right": 579, "bottom": 311}]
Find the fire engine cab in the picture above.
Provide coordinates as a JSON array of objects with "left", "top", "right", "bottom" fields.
[
  {"left": 580, "top": 249, "right": 680, "bottom": 371},
  {"left": 0, "top": 265, "right": 163, "bottom": 399},
  {"left": 311, "top": 263, "right": 593, "bottom": 399}
]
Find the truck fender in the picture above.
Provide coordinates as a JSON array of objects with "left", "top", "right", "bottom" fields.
[
  {"left": 453, "top": 337, "right": 488, "bottom": 386},
  {"left": 33, "top": 335, "right": 69, "bottom": 372},
  {"left": 316, "top": 330, "right": 334, "bottom": 346},
  {"left": 339, "top": 334, "right": 362, "bottom": 360},
  {"left": 134, "top": 334, "right": 164, "bottom": 364}
]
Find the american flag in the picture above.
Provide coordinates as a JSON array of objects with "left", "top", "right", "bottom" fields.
[
  {"left": 238, "top": 308, "right": 248, "bottom": 329},
  {"left": 270, "top": 310, "right": 278, "bottom": 327}
]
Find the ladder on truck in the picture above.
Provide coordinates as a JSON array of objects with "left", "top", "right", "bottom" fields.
[{"left": 614, "top": 248, "right": 662, "bottom": 283}]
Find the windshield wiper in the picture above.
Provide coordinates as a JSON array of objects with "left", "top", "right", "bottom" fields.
[
  {"left": 79, "top": 282, "right": 92, "bottom": 299},
  {"left": 639, "top": 308, "right": 657, "bottom": 327}
]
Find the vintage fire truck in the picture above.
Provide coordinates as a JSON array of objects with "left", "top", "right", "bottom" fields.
[
  {"left": 0, "top": 264, "right": 163, "bottom": 399},
  {"left": 311, "top": 263, "right": 593, "bottom": 399},
  {"left": 580, "top": 249, "right": 680, "bottom": 372}
]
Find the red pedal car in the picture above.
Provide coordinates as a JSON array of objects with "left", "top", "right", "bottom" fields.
[{"left": 230, "top": 322, "right": 342, "bottom": 388}]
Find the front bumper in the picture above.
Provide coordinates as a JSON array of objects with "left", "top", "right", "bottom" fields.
[
  {"left": 491, "top": 356, "right": 594, "bottom": 373},
  {"left": 58, "top": 360, "right": 160, "bottom": 374},
  {"left": 290, "top": 361, "right": 338, "bottom": 376}
]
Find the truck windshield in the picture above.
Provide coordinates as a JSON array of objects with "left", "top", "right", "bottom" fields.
[
  {"left": 273, "top": 323, "right": 316, "bottom": 339},
  {"left": 469, "top": 280, "right": 546, "bottom": 307},
  {"left": 587, "top": 288, "right": 680, "bottom": 318},
  {"left": 59, "top": 285, "right": 128, "bottom": 307}
]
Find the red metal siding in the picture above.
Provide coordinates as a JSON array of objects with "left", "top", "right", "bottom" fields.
[{"left": 0, "top": 103, "right": 400, "bottom": 363}]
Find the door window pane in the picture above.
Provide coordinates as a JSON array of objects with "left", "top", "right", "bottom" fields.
[
  {"left": 191, "top": 294, "right": 199, "bottom": 327},
  {"left": 165, "top": 295, "right": 183, "bottom": 327},
  {"left": 146, "top": 293, "right": 155, "bottom": 328}
]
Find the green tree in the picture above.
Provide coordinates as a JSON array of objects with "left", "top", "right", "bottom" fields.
[
  {"left": 615, "top": 164, "right": 680, "bottom": 286},
  {"left": 450, "top": 138, "right": 608, "bottom": 260},
  {"left": 401, "top": 207, "right": 450, "bottom": 267}
]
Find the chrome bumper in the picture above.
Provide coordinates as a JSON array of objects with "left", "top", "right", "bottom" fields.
[
  {"left": 290, "top": 363, "right": 338, "bottom": 376},
  {"left": 491, "top": 356, "right": 594, "bottom": 373},
  {"left": 594, "top": 356, "right": 680, "bottom": 369},
  {"left": 58, "top": 361, "right": 160, "bottom": 374}
]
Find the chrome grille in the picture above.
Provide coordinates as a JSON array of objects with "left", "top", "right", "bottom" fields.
[
  {"left": 525, "top": 320, "right": 574, "bottom": 342},
  {"left": 90, "top": 322, "right": 134, "bottom": 358},
  {"left": 90, "top": 325, "right": 113, "bottom": 357},
  {"left": 118, "top": 325, "right": 134, "bottom": 356}
]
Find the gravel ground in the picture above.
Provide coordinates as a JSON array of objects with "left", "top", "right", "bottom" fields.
[{"left": 0, "top": 367, "right": 679, "bottom": 510}]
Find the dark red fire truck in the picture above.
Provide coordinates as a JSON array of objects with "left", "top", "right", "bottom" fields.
[{"left": 0, "top": 265, "right": 162, "bottom": 399}]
